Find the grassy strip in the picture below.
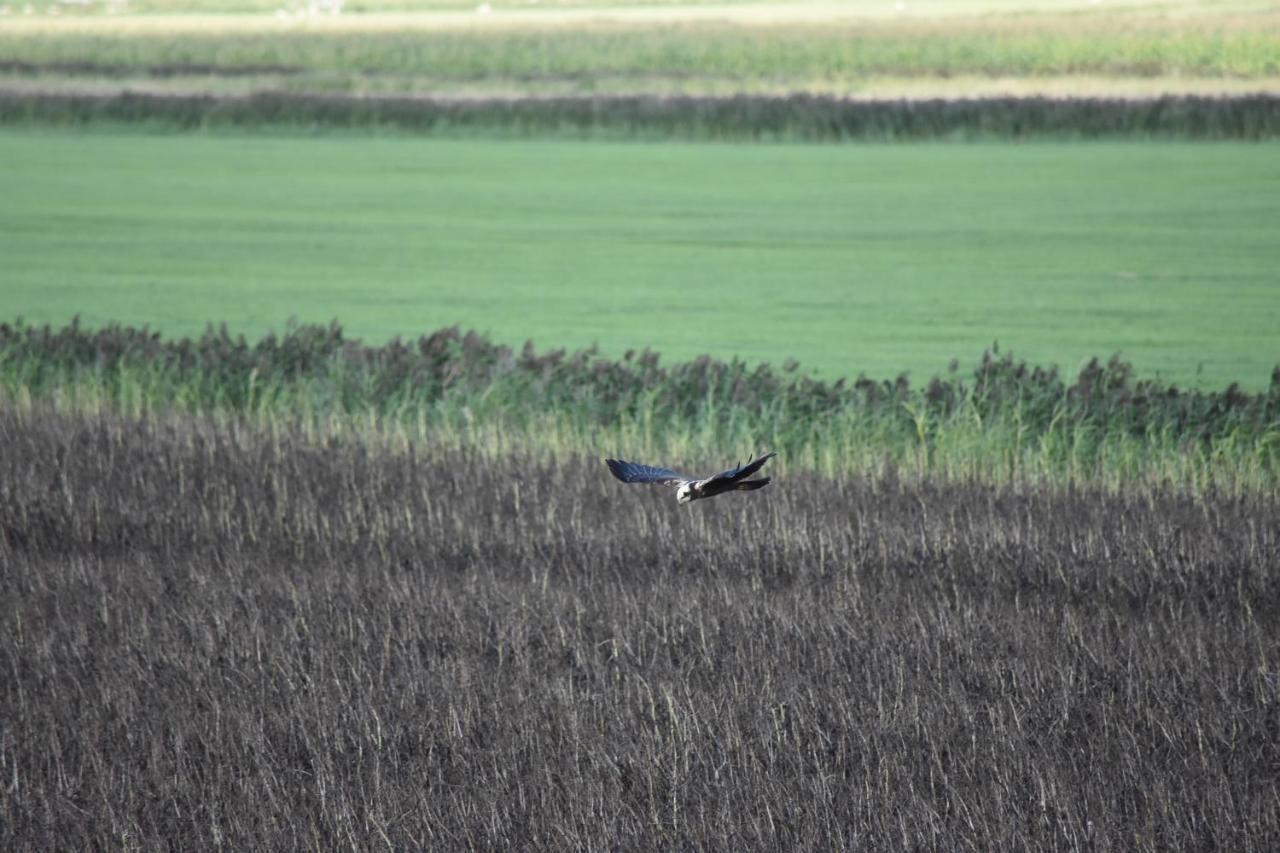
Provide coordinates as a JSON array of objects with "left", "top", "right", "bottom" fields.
[
  {"left": 3, "top": 320, "right": 1277, "bottom": 492},
  {"left": 3, "top": 90, "right": 1279, "bottom": 139},
  {"left": 5, "top": 71, "right": 1280, "bottom": 101}
]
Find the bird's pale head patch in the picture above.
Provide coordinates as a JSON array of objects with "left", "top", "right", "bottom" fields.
[{"left": 676, "top": 483, "right": 694, "bottom": 504}]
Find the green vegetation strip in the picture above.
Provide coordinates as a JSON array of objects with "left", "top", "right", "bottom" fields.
[
  {"left": 4, "top": 90, "right": 1279, "bottom": 140},
  {"left": 4, "top": 321, "right": 1277, "bottom": 492}
]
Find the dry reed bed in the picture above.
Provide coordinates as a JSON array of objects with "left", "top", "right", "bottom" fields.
[{"left": 1, "top": 406, "right": 1278, "bottom": 848}]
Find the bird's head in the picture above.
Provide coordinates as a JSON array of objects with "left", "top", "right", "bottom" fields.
[{"left": 676, "top": 483, "right": 695, "bottom": 504}]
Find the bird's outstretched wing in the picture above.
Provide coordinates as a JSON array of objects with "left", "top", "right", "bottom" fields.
[
  {"left": 605, "top": 459, "right": 689, "bottom": 486},
  {"left": 703, "top": 452, "right": 776, "bottom": 487}
]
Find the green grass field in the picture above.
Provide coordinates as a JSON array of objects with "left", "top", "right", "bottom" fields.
[{"left": 2, "top": 128, "right": 1277, "bottom": 388}]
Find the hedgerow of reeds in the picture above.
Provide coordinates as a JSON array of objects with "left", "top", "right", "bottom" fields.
[
  {"left": 2, "top": 319, "right": 1277, "bottom": 492},
  {"left": 2, "top": 90, "right": 1278, "bottom": 140}
]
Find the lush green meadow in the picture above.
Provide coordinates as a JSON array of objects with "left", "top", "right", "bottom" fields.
[{"left": 2, "top": 129, "right": 1277, "bottom": 389}]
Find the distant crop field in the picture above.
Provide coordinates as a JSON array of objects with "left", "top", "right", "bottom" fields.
[
  {"left": 46, "top": 0, "right": 1280, "bottom": 17},
  {"left": 2, "top": 129, "right": 1278, "bottom": 389},
  {"left": 1, "top": 1, "right": 1278, "bottom": 100}
]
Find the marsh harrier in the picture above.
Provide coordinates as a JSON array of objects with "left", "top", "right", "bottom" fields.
[{"left": 605, "top": 452, "right": 776, "bottom": 504}]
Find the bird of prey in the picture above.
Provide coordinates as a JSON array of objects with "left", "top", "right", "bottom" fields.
[{"left": 605, "top": 452, "right": 776, "bottom": 504}]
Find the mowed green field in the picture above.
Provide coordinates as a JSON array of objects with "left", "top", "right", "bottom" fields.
[{"left": 2, "top": 129, "right": 1277, "bottom": 388}]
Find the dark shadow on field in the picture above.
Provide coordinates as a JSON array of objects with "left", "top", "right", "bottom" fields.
[
  {"left": 2, "top": 407, "right": 1277, "bottom": 849},
  {"left": 4, "top": 90, "right": 1279, "bottom": 140}
]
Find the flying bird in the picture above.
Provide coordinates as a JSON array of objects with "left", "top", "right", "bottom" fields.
[{"left": 605, "top": 452, "right": 776, "bottom": 504}]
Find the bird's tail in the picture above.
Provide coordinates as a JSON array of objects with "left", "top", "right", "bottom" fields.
[{"left": 735, "top": 477, "right": 771, "bottom": 491}]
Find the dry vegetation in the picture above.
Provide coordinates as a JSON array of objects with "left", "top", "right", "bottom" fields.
[{"left": 2, "top": 404, "right": 1278, "bottom": 848}]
